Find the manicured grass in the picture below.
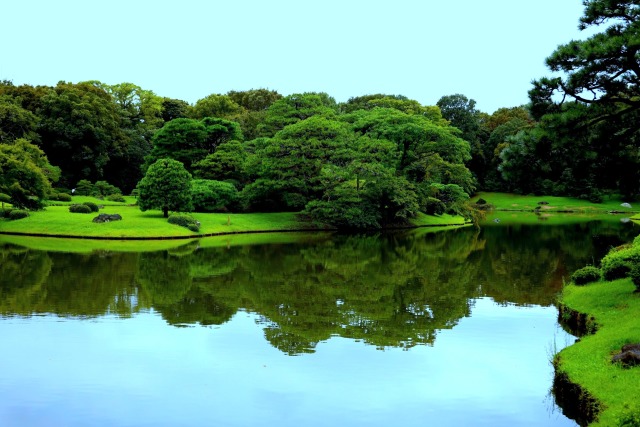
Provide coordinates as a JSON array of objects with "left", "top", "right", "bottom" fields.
[
  {"left": 558, "top": 279, "right": 640, "bottom": 426},
  {"left": 473, "top": 192, "right": 638, "bottom": 214},
  {"left": 0, "top": 205, "right": 309, "bottom": 238},
  {"left": 480, "top": 211, "right": 628, "bottom": 226}
]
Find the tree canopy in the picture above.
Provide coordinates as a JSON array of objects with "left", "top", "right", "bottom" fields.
[{"left": 137, "top": 158, "right": 193, "bottom": 218}]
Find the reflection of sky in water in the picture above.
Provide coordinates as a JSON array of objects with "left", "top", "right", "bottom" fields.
[{"left": 0, "top": 298, "right": 576, "bottom": 427}]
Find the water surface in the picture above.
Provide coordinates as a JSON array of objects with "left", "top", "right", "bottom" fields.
[{"left": 1, "top": 217, "right": 637, "bottom": 426}]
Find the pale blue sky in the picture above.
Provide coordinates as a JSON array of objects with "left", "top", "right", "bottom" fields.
[{"left": 2, "top": 0, "right": 592, "bottom": 113}]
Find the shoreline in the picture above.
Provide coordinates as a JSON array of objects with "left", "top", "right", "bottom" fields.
[{"left": 554, "top": 279, "right": 640, "bottom": 426}]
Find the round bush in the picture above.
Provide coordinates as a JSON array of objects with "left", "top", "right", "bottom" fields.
[
  {"left": 601, "top": 257, "right": 632, "bottom": 281},
  {"left": 50, "top": 192, "right": 72, "bottom": 202},
  {"left": 8, "top": 209, "right": 29, "bottom": 220},
  {"left": 106, "top": 193, "right": 125, "bottom": 203},
  {"left": 69, "top": 204, "right": 92, "bottom": 214},
  {"left": 83, "top": 202, "right": 99, "bottom": 212},
  {"left": 571, "top": 266, "right": 601, "bottom": 286},
  {"left": 168, "top": 214, "right": 200, "bottom": 232}
]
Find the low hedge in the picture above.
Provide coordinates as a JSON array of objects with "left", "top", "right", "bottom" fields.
[
  {"left": 600, "top": 242, "right": 640, "bottom": 281},
  {"left": 8, "top": 209, "right": 29, "bottom": 220},
  {"left": 106, "top": 193, "right": 125, "bottom": 203},
  {"left": 69, "top": 204, "right": 92, "bottom": 214},
  {"left": 83, "top": 202, "right": 100, "bottom": 212},
  {"left": 571, "top": 266, "right": 601, "bottom": 286},
  {"left": 167, "top": 213, "right": 200, "bottom": 232}
]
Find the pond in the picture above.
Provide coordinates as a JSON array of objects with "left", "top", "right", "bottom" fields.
[{"left": 0, "top": 215, "right": 637, "bottom": 427}]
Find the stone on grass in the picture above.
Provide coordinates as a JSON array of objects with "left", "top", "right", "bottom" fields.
[
  {"left": 93, "top": 213, "right": 122, "bottom": 223},
  {"left": 621, "top": 203, "right": 632, "bottom": 208},
  {"left": 611, "top": 343, "right": 640, "bottom": 367}
]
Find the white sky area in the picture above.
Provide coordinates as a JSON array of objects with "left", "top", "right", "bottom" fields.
[{"left": 1, "top": 0, "right": 593, "bottom": 113}]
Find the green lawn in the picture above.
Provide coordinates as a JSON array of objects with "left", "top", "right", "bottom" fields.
[
  {"left": 0, "top": 205, "right": 308, "bottom": 238},
  {"left": 473, "top": 192, "right": 638, "bottom": 214},
  {"left": 558, "top": 280, "right": 640, "bottom": 426}
]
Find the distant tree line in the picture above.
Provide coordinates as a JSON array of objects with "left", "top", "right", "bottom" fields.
[{"left": 1, "top": 1, "right": 639, "bottom": 227}]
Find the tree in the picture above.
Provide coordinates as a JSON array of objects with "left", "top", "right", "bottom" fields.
[
  {"left": 242, "top": 116, "right": 355, "bottom": 211},
  {"left": 257, "top": 92, "right": 338, "bottom": 137},
  {"left": 37, "top": 81, "right": 125, "bottom": 186},
  {"left": 524, "top": 1, "right": 640, "bottom": 198},
  {"left": 146, "top": 117, "right": 243, "bottom": 172},
  {"left": 137, "top": 158, "right": 193, "bottom": 218},
  {"left": 161, "top": 98, "right": 190, "bottom": 122},
  {"left": 529, "top": 0, "right": 640, "bottom": 119},
  {"left": 0, "top": 138, "right": 60, "bottom": 209},
  {"left": 189, "top": 94, "right": 244, "bottom": 119},
  {"left": 191, "top": 179, "right": 238, "bottom": 212},
  {"left": 0, "top": 95, "right": 40, "bottom": 143},
  {"left": 342, "top": 94, "right": 446, "bottom": 123},
  {"left": 192, "top": 140, "right": 247, "bottom": 183}
]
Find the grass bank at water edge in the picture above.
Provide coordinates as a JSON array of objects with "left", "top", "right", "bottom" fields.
[{"left": 556, "top": 279, "right": 640, "bottom": 426}]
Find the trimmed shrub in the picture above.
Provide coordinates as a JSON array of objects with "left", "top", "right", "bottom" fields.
[
  {"left": 191, "top": 179, "right": 239, "bottom": 212},
  {"left": 74, "top": 179, "right": 95, "bottom": 196},
  {"left": 69, "top": 204, "right": 92, "bottom": 214},
  {"left": 168, "top": 213, "right": 200, "bottom": 232},
  {"left": 83, "top": 202, "right": 99, "bottom": 212},
  {"left": 52, "top": 192, "right": 73, "bottom": 202},
  {"left": 601, "top": 244, "right": 640, "bottom": 281},
  {"left": 571, "top": 266, "right": 601, "bottom": 286},
  {"left": 8, "top": 209, "right": 29, "bottom": 220},
  {"left": 105, "top": 193, "right": 126, "bottom": 203},
  {"left": 93, "top": 181, "right": 122, "bottom": 198},
  {"left": 475, "top": 198, "right": 487, "bottom": 205}
]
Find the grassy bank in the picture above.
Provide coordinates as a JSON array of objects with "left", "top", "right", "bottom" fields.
[
  {"left": 473, "top": 192, "right": 638, "bottom": 214},
  {"left": 0, "top": 196, "right": 466, "bottom": 241},
  {"left": 557, "top": 279, "right": 640, "bottom": 426}
]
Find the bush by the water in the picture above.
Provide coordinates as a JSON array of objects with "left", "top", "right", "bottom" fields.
[
  {"left": 571, "top": 266, "right": 601, "bottom": 285},
  {"left": 83, "top": 202, "right": 99, "bottom": 212},
  {"left": 600, "top": 243, "right": 640, "bottom": 281},
  {"left": 69, "top": 204, "right": 92, "bottom": 214},
  {"left": 168, "top": 213, "right": 200, "bottom": 232},
  {"left": 8, "top": 209, "right": 29, "bottom": 220}
]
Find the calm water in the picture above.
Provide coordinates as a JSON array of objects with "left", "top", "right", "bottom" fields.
[{"left": 0, "top": 217, "right": 637, "bottom": 427}]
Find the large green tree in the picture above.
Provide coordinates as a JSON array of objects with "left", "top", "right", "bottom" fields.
[
  {"left": 146, "top": 117, "right": 243, "bottom": 172},
  {"left": 37, "top": 81, "right": 125, "bottom": 186},
  {"left": 523, "top": 0, "right": 640, "bottom": 198},
  {"left": 0, "top": 138, "right": 60, "bottom": 209},
  {"left": 137, "top": 158, "right": 193, "bottom": 218}
]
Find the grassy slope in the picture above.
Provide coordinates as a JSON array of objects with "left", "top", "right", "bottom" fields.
[
  {"left": 558, "top": 280, "right": 640, "bottom": 426},
  {"left": 473, "top": 192, "right": 638, "bottom": 213}
]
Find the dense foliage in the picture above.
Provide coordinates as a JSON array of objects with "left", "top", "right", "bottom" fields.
[{"left": 2, "top": 3, "right": 639, "bottom": 224}]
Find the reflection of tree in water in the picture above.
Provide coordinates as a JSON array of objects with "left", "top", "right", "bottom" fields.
[
  {"left": 1, "top": 220, "right": 635, "bottom": 354},
  {"left": 0, "top": 245, "right": 52, "bottom": 315},
  {"left": 0, "top": 245, "right": 140, "bottom": 317}
]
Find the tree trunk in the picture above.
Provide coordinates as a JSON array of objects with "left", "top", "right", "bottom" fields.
[{"left": 163, "top": 207, "right": 169, "bottom": 218}]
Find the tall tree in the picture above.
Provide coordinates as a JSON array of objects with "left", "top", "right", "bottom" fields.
[{"left": 37, "top": 82, "right": 125, "bottom": 187}]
